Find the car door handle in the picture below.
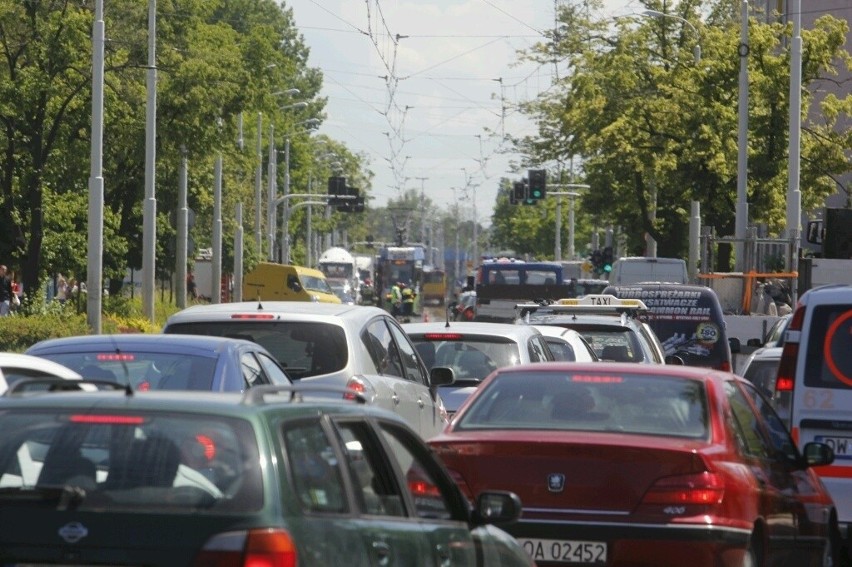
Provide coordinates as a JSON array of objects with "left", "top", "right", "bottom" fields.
[
  {"left": 392, "top": 394, "right": 400, "bottom": 405},
  {"left": 418, "top": 398, "right": 425, "bottom": 408},
  {"left": 372, "top": 540, "right": 391, "bottom": 567}
]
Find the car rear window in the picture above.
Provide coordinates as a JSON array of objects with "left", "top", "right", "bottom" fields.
[
  {"left": 37, "top": 352, "right": 218, "bottom": 391},
  {"left": 456, "top": 371, "right": 708, "bottom": 439},
  {"left": 804, "top": 305, "right": 852, "bottom": 390},
  {"left": 408, "top": 336, "right": 520, "bottom": 382},
  {"left": 0, "top": 409, "right": 263, "bottom": 513},
  {"left": 559, "top": 325, "right": 646, "bottom": 363},
  {"left": 165, "top": 321, "right": 347, "bottom": 379}
]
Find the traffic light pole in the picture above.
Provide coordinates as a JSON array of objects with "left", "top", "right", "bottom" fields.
[
  {"left": 550, "top": 185, "right": 590, "bottom": 261},
  {"left": 274, "top": 193, "right": 356, "bottom": 264}
]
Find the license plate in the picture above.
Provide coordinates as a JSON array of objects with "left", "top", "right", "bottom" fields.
[
  {"left": 815, "top": 435, "right": 852, "bottom": 459},
  {"left": 517, "top": 538, "right": 607, "bottom": 564}
]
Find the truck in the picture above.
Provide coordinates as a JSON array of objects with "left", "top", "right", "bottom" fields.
[
  {"left": 375, "top": 245, "right": 426, "bottom": 311},
  {"left": 317, "top": 247, "right": 359, "bottom": 302}
]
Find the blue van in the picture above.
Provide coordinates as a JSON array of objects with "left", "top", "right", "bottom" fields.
[{"left": 603, "top": 283, "right": 733, "bottom": 371}]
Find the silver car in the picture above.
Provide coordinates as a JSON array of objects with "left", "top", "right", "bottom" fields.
[
  {"left": 401, "top": 321, "right": 554, "bottom": 416},
  {"left": 163, "top": 302, "right": 451, "bottom": 439},
  {"left": 532, "top": 325, "right": 599, "bottom": 362}
]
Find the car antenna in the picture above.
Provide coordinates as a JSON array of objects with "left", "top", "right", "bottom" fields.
[
  {"left": 256, "top": 293, "right": 263, "bottom": 310},
  {"left": 107, "top": 334, "right": 134, "bottom": 395}
]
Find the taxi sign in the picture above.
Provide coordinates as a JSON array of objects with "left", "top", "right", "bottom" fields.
[{"left": 555, "top": 295, "right": 648, "bottom": 309}]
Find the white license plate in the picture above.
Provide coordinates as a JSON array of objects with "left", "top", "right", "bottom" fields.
[
  {"left": 517, "top": 538, "right": 607, "bottom": 564},
  {"left": 815, "top": 435, "right": 852, "bottom": 459}
]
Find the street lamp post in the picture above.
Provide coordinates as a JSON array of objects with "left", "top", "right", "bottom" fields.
[
  {"left": 642, "top": 9, "right": 701, "bottom": 63},
  {"left": 551, "top": 185, "right": 590, "bottom": 261},
  {"left": 735, "top": 0, "right": 749, "bottom": 271}
]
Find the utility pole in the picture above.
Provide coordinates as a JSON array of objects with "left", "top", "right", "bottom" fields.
[
  {"left": 87, "top": 0, "right": 105, "bottom": 333},
  {"left": 786, "top": 0, "right": 802, "bottom": 305},
  {"left": 142, "top": 0, "right": 158, "bottom": 321},
  {"left": 734, "top": 0, "right": 749, "bottom": 270},
  {"left": 254, "top": 112, "right": 263, "bottom": 255}
]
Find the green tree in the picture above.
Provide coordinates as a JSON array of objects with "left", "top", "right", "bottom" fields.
[{"left": 513, "top": 0, "right": 852, "bottom": 259}]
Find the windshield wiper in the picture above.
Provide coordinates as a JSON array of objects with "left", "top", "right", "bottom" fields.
[{"left": 0, "top": 485, "right": 87, "bottom": 510}]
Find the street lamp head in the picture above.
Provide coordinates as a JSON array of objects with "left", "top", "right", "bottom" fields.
[
  {"left": 273, "top": 88, "right": 300, "bottom": 96},
  {"left": 280, "top": 101, "right": 309, "bottom": 111}
]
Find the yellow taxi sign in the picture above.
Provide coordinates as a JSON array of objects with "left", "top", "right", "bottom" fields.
[{"left": 556, "top": 294, "right": 648, "bottom": 309}]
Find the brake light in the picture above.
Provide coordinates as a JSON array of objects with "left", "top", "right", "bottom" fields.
[
  {"left": 424, "top": 333, "right": 462, "bottom": 340},
  {"left": 641, "top": 472, "right": 724, "bottom": 506},
  {"left": 776, "top": 342, "right": 799, "bottom": 393},
  {"left": 409, "top": 479, "right": 441, "bottom": 497},
  {"left": 231, "top": 313, "right": 275, "bottom": 320},
  {"left": 96, "top": 353, "right": 135, "bottom": 362},
  {"left": 196, "top": 434, "right": 216, "bottom": 460},
  {"left": 718, "top": 360, "right": 731, "bottom": 372},
  {"left": 194, "top": 529, "right": 297, "bottom": 567},
  {"left": 788, "top": 305, "right": 805, "bottom": 331},
  {"left": 344, "top": 376, "right": 366, "bottom": 401},
  {"left": 68, "top": 415, "right": 145, "bottom": 425}
]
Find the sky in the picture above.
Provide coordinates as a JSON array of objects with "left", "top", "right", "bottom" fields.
[{"left": 288, "top": 0, "right": 638, "bottom": 227}]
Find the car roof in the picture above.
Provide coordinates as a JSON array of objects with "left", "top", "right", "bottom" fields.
[
  {"left": 401, "top": 321, "right": 542, "bottom": 339},
  {"left": 0, "top": 353, "right": 82, "bottom": 379},
  {"left": 0, "top": 387, "right": 406, "bottom": 422},
  {"left": 26, "top": 333, "right": 262, "bottom": 355},
  {"left": 494, "top": 361, "right": 729, "bottom": 382},
  {"left": 164, "top": 301, "right": 387, "bottom": 326}
]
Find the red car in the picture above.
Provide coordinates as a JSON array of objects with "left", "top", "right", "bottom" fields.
[{"left": 428, "top": 362, "right": 840, "bottom": 567}]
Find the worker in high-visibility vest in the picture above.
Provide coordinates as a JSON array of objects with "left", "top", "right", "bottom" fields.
[
  {"left": 389, "top": 281, "right": 402, "bottom": 317},
  {"left": 401, "top": 283, "right": 416, "bottom": 317}
]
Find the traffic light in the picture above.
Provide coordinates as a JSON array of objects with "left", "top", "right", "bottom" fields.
[
  {"left": 602, "top": 246, "right": 614, "bottom": 273},
  {"left": 528, "top": 169, "right": 547, "bottom": 200},
  {"left": 327, "top": 176, "right": 347, "bottom": 207},
  {"left": 336, "top": 186, "right": 362, "bottom": 212},
  {"left": 512, "top": 181, "right": 526, "bottom": 205},
  {"left": 590, "top": 249, "right": 603, "bottom": 272}
]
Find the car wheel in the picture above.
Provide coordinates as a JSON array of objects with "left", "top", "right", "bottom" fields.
[
  {"left": 743, "top": 530, "right": 764, "bottom": 567},
  {"left": 821, "top": 521, "right": 841, "bottom": 567}
]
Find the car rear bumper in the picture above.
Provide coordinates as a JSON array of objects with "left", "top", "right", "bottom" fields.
[{"left": 510, "top": 519, "right": 751, "bottom": 567}]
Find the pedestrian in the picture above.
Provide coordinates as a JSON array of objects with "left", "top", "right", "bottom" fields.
[
  {"left": 187, "top": 272, "right": 198, "bottom": 301},
  {"left": 389, "top": 281, "right": 402, "bottom": 317},
  {"left": 0, "top": 265, "right": 12, "bottom": 316}
]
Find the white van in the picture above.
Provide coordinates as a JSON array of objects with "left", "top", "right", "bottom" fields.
[
  {"left": 608, "top": 257, "right": 688, "bottom": 285},
  {"left": 774, "top": 284, "right": 852, "bottom": 543}
]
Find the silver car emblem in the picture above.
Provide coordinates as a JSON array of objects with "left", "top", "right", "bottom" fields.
[
  {"left": 58, "top": 521, "right": 89, "bottom": 544},
  {"left": 547, "top": 473, "right": 565, "bottom": 493}
]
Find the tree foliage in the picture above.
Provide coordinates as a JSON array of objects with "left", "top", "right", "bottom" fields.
[{"left": 503, "top": 0, "right": 852, "bottom": 260}]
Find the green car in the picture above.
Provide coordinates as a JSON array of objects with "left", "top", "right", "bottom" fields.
[{"left": 0, "top": 382, "right": 532, "bottom": 566}]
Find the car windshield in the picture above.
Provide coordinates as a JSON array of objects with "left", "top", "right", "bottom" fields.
[
  {"left": 37, "top": 352, "right": 218, "bottom": 391},
  {"left": 0, "top": 409, "right": 262, "bottom": 513},
  {"left": 301, "top": 275, "right": 333, "bottom": 294},
  {"left": 165, "top": 321, "right": 347, "bottom": 379},
  {"left": 455, "top": 371, "right": 708, "bottom": 439}
]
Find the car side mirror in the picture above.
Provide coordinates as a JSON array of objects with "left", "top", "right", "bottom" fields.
[
  {"left": 472, "top": 491, "right": 522, "bottom": 526},
  {"left": 802, "top": 442, "right": 835, "bottom": 468},
  {"left": 746, "top": 338, "right": 762, "bottom": 348},
  {"left": 429, "top": 366, "right": 454, "bottom": 397},
  {"left": 729, "top": 337, "right": 741, "bottom": 354}
]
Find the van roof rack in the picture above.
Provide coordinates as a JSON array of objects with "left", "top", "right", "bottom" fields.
[{"left": 516, "top": 294, "right": 649, "bottom": 318}]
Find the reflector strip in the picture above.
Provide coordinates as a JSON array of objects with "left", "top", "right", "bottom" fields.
[{"left": 812, "top": 464, "right": 852, "bottom": 479}]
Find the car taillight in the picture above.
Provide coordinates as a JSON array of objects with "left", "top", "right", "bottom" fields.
[
  {"left": 717, "top": 360, "right": 731, "bottom": 372},
  {"left": 641, "top": 472, "right": 724, "bottom": 506},
  {"left": 344, "top": 376, "right": 366, "bottom": 401},
  {"left": 775, "top": 342, "right": 799, "bottom": 393},
  {"left": 194, "top": 529, "right": 297, "bottom": 567},
  {"left": 788, "top": 305, "right": 805, "bottom": 331}
]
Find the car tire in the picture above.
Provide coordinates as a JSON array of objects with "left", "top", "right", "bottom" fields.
[{"left": 743, "top": 530, "right": 764, "bottom": 567}]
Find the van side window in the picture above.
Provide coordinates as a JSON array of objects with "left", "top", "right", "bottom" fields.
[{"left": 804, "top": 305, "right": 852, "bottom": 389}]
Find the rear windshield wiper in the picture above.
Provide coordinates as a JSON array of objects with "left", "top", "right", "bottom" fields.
[{"left": 0, "top": 485, "right": 86, "bottom": 510}]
